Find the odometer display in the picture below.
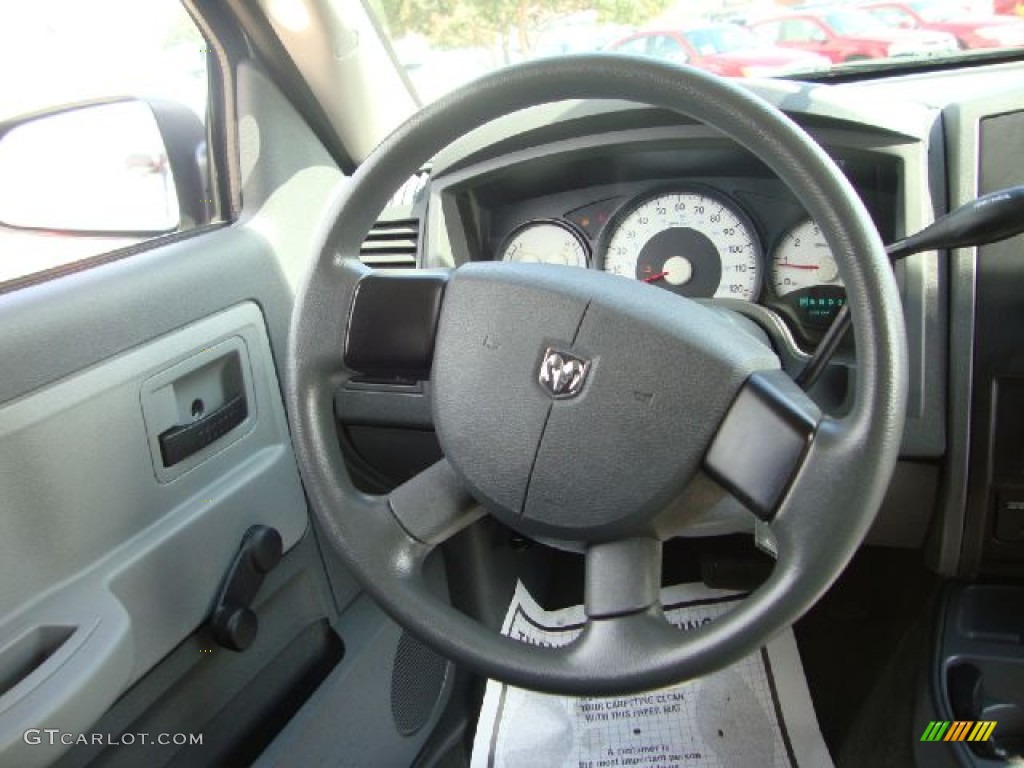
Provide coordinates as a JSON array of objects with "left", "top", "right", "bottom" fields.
[{"left": 601, "top": 190, "right": 761, "bottom": 301}]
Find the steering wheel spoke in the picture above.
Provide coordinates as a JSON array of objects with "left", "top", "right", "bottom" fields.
[
  {"left": 388, "top": 459, "right": 485, "bottom": 547},
  {"left": 704, "top": 370, "right": 822, "bottom": 522},
  {"left": 584, "top": 538, "right": 662, "bottom": 619}
]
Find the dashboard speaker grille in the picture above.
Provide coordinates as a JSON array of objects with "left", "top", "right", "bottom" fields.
[{"left": 390, "top": 630, "right": 447, "bottom": 736}]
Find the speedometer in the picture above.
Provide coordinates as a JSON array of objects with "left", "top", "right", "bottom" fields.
[{"left": 601, "top": 189, "right": 761, "bottom": 301}]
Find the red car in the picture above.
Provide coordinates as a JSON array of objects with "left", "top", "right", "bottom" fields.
[
  {"left": 865, "top": 1, "right": 1024, "bottom": 49},
  {"left": 995, "top": 0, "right": 1024, "bottom": 16},
  {"left": 607, "top": 23, "right": 830, "bottom": 78},
  {"left": 751, "top": 7, "right": 959, "bottom": 62}
]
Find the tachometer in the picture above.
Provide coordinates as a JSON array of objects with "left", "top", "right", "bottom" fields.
[
  {"left": 601, "top": 189, "right": 761, "bottom": 300},
  {"left": 771, "top": 218, "right": 846, "bottom": 329},
  {"left": 500, "top": 220, "right": 589, "bottom": 268}
]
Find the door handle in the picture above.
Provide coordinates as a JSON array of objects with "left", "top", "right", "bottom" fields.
[{"left": 158, "top": 393, "right": 248, "bottom": 467}]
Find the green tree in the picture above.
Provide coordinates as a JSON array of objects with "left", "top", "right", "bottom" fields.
[
  {"left": 374, "top": 0, "right": 598, "bottom": 59},
  {"left": 373, "top": 0, "right": 675, "bottom": 62},
  {"left": 594, "top": 0, "right": 674, "bottom": 26},
  {"left": 371, "top": 0, "right": 444, "bottom": 39}
]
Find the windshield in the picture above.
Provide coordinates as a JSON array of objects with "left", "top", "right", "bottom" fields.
[
  {"left": 370, "top": 0, "right": 1024, "bottom": 103},
  {"left": 823, "top": 9, "right": 888, "bottom": 35},
  {"left": 684, "top": 24, "right": 764, "bottom": 54},
  {"left": 912, "top": 1, "right": 968, "bottom": 22}
]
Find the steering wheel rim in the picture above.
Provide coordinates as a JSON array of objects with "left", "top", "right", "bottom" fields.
[{"left": 285, "top": 54, "right": 908, "bottom": 696}]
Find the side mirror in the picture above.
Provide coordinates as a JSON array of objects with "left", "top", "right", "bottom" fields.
[{"left": 0, "top": 99, "right": 207, "bottom": 236}]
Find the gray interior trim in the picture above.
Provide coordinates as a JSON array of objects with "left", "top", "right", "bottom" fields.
[
  {"left": 930, "top": 88, "right": 1024, "bottom": 576},
  {"left": 235, "top": 61, "right": 349, "bottom": 294},
  {"left": 52, "top": 530, "right": 340, "bottom": 768},
  {"left": 427, "top": 83, "right": 938, "bottom": 177},
  {"left": 0, "top": 226, "right": 293, "bottom": 405},
  {"left": 0, "top": 304, "right": 308, "bottom": 768},
  {"left": 253, "top": 594, "right": 452, "bottom": 767},
  {"left": 254, "top": 0, "right": 417, "bottom": 162}
]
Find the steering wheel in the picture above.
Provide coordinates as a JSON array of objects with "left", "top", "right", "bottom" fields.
[{"left": 285, "top": 55, "right": 908, "bottom": 696}]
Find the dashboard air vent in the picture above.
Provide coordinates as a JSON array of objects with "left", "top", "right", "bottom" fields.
[{"left": 359, "top": 219, "right": 419, "bottom": 268}]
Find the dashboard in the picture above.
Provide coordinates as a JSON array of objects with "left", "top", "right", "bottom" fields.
[
  {"left": 351, "top": 62, "right": 1024, "bottom": 578},
  {"left": 418, "top": 103, "right": 913, "bottom": 371},
  {"left": 473, "top": 154, "right": 897, "bottom": 348},
  {"left": 420, "top": 99, "right": 931, "bottom": 427}
]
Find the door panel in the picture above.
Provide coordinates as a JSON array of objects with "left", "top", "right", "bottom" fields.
[
  {"left": 0, "top": 227, "right": 294, "bottom": 405},
  {"left": 52, "top": 534, "right": 344, "bottom": 768},
  {"left": 0, "top": 49, "right": 454, "bottom": 768},
  {"left": 0, "top": 303, "right": 307, "bottom": 767}
]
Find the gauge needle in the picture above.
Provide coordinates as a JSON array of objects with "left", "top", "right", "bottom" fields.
[
  {"left": 779, "top": 262, "right": 819, "bottom": 270},
  {"left": 643, "top": 271, "right": 669, "bottom": 283}
]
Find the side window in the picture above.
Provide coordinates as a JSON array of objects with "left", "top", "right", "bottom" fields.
[
  {"left": 0, "top": 1, "right": 214, "bottom": 285},
  {"left": 780, "top": 19, "right": 828, "bottom": 43}
]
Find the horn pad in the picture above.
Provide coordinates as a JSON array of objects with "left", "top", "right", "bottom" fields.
[{"left": 431, "top": 262, "right": 779, "bottom": 541}]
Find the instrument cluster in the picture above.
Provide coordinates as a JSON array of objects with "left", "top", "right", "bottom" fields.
[{"left": 495, "top": 184, "right": 849, "bottom": 346}]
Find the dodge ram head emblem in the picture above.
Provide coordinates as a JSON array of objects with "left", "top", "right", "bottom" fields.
[{"left": 538, "top": 348, "right": 590, "bottom": 399}]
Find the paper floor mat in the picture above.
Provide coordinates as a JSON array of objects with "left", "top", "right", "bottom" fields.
[{"left": 470, "top": 582, "right": 833, "bottom": 768}]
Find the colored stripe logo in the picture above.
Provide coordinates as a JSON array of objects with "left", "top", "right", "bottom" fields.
[{"left": 920, "top": 721, "right": 997, "bottom": 742}]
